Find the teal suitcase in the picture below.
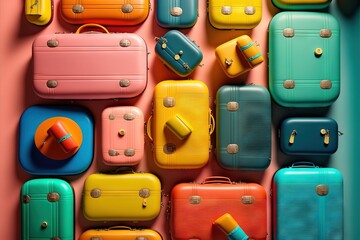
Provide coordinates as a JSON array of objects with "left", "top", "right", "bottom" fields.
[
  {"left": 273, "top": 162, "right": 343, "bottom": 240},
  {"left": 215, "top": 85, "right": 271, "bottom": 170},
  {"left": 21, "top": 178, "right": 74, "bottom": 240},
  {"left": 156, "top": 0, "right": 198, "bottom": 28},
  {"left": 269, "top": 12, "right": 340, "bottom": 107}
]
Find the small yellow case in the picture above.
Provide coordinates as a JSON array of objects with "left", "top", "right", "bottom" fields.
[
  {"left": 165, "top": 114, "right": 193, "bottom": 140},
  {"left": 82, "top": 171, "right": 162, "bottom": 221},
  {"left": 208, "top": 0, "right": 262, "bottom": 29},
  {"left": 25, "top": 0, "right": 53, "bottom": 26},
  {"left": 79, "top": 226, "right": 163, "bottom": 240}
]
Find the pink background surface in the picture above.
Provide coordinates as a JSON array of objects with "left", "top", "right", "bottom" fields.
[{"left": 0, "top": 0, "right": 301, "bottom": 239}]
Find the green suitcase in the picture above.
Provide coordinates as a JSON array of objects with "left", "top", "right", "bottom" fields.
[
  {"left": 21, "top": 178, "right": 74, "bottom": 240},
  {"left": 269, "top": 12, "right": 340, "bottom": 107}
]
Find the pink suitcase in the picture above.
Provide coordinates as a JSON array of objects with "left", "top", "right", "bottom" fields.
[
  {"left": 102, "top": 106, "right": 144, "bottom": 166},
  {"left": 33, "top": 24, "right": 148, "bottom": 99}
]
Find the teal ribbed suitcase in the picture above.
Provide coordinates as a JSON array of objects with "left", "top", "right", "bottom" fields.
[
  {"left": 215, "top": 85, "right": 271, "bottom": 170},
  {"left": 273, "top": 163, "right": 343, "bottom": 240},
  {"left": 156, "top": 0, "right": 198, "bottom": 28},
  {"left": 21, "top": 178, "right": 74, "bottom": 240},
  {"left": 269, "top": 12, "right": 340, "bottom": 107}
]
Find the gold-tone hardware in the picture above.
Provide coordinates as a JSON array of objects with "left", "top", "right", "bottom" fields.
[
  {"left": 41, "top": 221, "right": 48, "bottom": 228},
  {"left": 289, "top": 130, "right": 297, "bottom": 144},
  {"left": 226, "top": 144, "right": 238, "bottom": 154},
  {"left": 163, "top": 143, "right": 176, "bottom": 154},
  {"left": 316, "top": 184, "right": 328, "bottom": 196},
  {"left": 283, "top": 80, "right": 295, "bottom": 89},
  {"left": 47, "top": 39, "right": 59, "bottom": 48},
  {"left": 225, "top": 58, "right": 233, "bottom": 66},
  {"left": 244, "top": 6, "right": 255, "bottom": 15},
  {"left": 108, "top": 114, "right": 116, "bottom": 120},
  {"left": 320, "top": 80, "right": 332, "bottom": 89},
  {"left": 47, "top": 192, "right": 60, "bottom": 202},
  {"left": 108, "top": 149, "right": 119, "bottom": 156},
  {"left": 90, "top": 237, "right": 103, "bottom": 240},
  {"left": 320, "top": 129, "right": 330, "bottom": 145},
  {"left": 320, "top": 29, "right": 332, "bottom": 38},
  {"left": 120, "top": 39, "right": 131, "bottom": 47},
  {"left": 139, "top": 188, "right": 151, "bottom": 198},
  {"left": 136, "top": 237, "right": 147, "bottom": 240},
  {"left": 221, "top": 6, "right": 232, "bottom": 15},
  {"left": 124, "top": 149, "right": 135, "bottom": 157},
  {"left": 170, "top": 7, "right": 183, "bottom": 16},
  {"left": 72, "top": 4, "right": 84, "bottom": 13},
  {"left": 189, "top": 196, "right": 201, "bottom": 204},
  {"left": 118, "top": 129, "right": 125, "bottom": 136},
  {"left": 119, "top": 79, "right": 131, "bottom": 87},
  {"left": 124, "top": 113, "right": 135, "bottom": 120},
  {"left": 163, "top": 97, "right": 175, "bottom": 107},
  {"left": 161, "top": 43, "right": 167, "bottom": 49},
  {"left": 241, "top": 195, "right": 255, "bottom": 204},
  {"left": 90, "top": 188, "right": 101, "bottom": 198},
  {"left": 226, "top": 102, "right": 238, "bottom": 111},
  {"left": 23, "top": 195, "right": 30, "bottom": 203},
  {"left": 314, "top": 48, "right": 323, "bottom": 57},
  {"left": 46, "top": 80, "right": 58, "bottom": 88},
  {"left": 122, "top": 4, "right": 133, "bottom": 13},
  {"left": 283, "top": 28, "right": 294, "bottom": 38},
  {"left": 174, "top": 54, "right": 180, "bottom": 61}
]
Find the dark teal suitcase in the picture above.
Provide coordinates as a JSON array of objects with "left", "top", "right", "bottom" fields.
[
  {"left": 21, "top": 178, "right": 74, "bottom": 240},
  {"left": 156, "top": 0, "right": 198, "bottom": 28},
  {"left": 280, "top": 117, "right": 338, "bottom": 155},
  {"left": 155, "top": 30, "right": 203, "bottom": 77},
  {"left": 273, "top": 163, "right": 343, "bottom": 240},
  {"left": 215, "top": 85, "right": 271, "bottom": 170},
  {"left": 269, "top": 12, "right": 340, "bottom": 107}
]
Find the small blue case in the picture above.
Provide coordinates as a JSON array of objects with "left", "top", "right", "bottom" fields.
[
  {"left": 19, "top": 105, "right": 94, "bottom": 175},
  {"left": 155, "top": 30, "right": 203, "bottom": 77},
  {"left": 280, "top": 117, "right": 338, "bottom": 155},
  {"left": 156, "top": 0, "right": 198, "bottom": 28}
]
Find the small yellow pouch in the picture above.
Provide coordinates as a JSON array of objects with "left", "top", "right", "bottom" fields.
[{"left": 166, "top": 114, "right": 193, "bottom": 140}]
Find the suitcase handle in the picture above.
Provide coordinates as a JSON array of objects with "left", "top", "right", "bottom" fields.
[
  {"left": 291, "top": 162, "right": 317, "bottom": 168},
  {"left": 202, "top": 176, "right": 232, "bottom": 184},
  {"left": 146, "top": 115, "right": 153, "bottom": 141},
  {"left": 209, "top": 109, "right": 215, "bottom": 135},
  {"left": 75, "top": 24, "right": 110, "bottom": 34},
  {"left": 108, "top": 226, "right": 132, "bottom": 230}
]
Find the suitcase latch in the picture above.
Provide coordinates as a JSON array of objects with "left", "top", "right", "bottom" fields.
[
  {"left": 163, "top": 97, "right": 175, "bottom": 108},
  {"left": 122, "top": 4, "right": 133, "bottom": 13},
  {"left": 139, "top": 188, "right": 151, "bottom": 208},
  {"left": 119, "top": 79, "right": 131, "bottom": 88},
  {"left": 46, "top": 80, "right": 58, "bottom": 88},
  {"left": 47, "top": 39, "right": 59, "bottom": 48},
  {"left": 90, "top": 188, "right": 101, "bottom": 198},
  {"left": 320, "top": 129, "right": 330, "bottom": 145},
  {"left": 108, "top": 114, "right": 116, "bottom": 120},
  {"left": 241, "top": 195, "right": 255, "bottom": 205},
  {"left": 225, "top": 58, "right": 233, "bottom": 66},
  {"left": 244, "top": 6, "right": 255, "bottom": 15},
  {"left": 189, "top": 196, "right": 201, "bottom": 204},
  {"left": 170, "top": 7, "right": 183, "bottom": 16},
  {"left": 289, "top": 130, "right": 297, "bottom": 144},
  {"left": 320, "top": 29, "right": 332, "bottom": 38},
  {"left": 221, "top": 6, "right": 232, "bottom": 15},
  {"left": 283, "top": 28, "right": 295, "bottom": 38},
  {"left": 47, "top": 192, "right": 60, "bottom": 202},
  {"left": 316, "top": 184, "right": 328, "bottom": 196},
  {"left": 320, "top": 80, "right": 332, "bottom": 89},
  {"left": 227, "top": 144, "right": 238, "bottom": 154},
  {"left": 226, "top": 102, "right": 238, "bottom": 111},
  {"left": 124, "top": 149, "right": 135, "bottom": 157},
  {"left": 23, "top": 195, "right": 31, "bottom": 203},
  {"left": 72, "top": 4, "right": 84, "bottom": 13},
  {"left": 108, "top": 149, "right": 120, "bottom": 156},
  {"left": 283, "top": 80, "right": 295, "bottom": 89},
  {"left": 120, "top": 39, "right": 131, "bottom": 47},
  {"left": 163, "top": 143, "right": 176, "bottom": 154},
  {"left": 124, "top": 113, "right": 135, "bottom": 120}
]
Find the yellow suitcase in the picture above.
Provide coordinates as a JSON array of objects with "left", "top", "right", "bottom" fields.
[
  {"left": 208, "top": 0, "right": 262, "bottom": 29},
  {"left": 82, "top": 170, "right": 162, "bottom": 221},
  {"left": 79, "top": 226, "right": 163, "bottom": 240},
  {"left": 147, "top": 80, "right": 214, "bottom": 169}
]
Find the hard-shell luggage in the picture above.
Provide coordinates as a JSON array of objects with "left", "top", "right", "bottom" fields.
[
  {"left": 18, "top": 105, "right": 94, "bottom": 175},
  {"left": 208, "top": 0, "right": 262, "bottom": 29},
  {"left": 273, "top": 162, "right": 343, "bottom": 240},
  {"left": 33, "top": 24, "right": 148, "bottom": 99},
  {"left": 61, "top": 0, "right": 150, "bottom": 25},
  {"left": 155, "top": 30, "right": 203, "bottom": 77},
  {"left": 216, "top": 85, "right": 271, "bottom": 170},
  {"left": 25, "top": 0, "right": 53, "bottom": 26},
  {"left": 272, "top": 0, "right": 332, "bottom": 10},
  {"left": 147, "top": 80, "right": 214, "bottom": 169},
  {"left": 170, "top": 176, "right": 267, "bottom": 240},
  {"left": 268, "top": 12, "right": 340, "bottom": 107},
  {"left": 79, "top": 226, "right": 163, "bottom": 240},
  {"left": 215, "top": 35, "right": 264, "bottom": 78},
  {"left": 21, "top": 178, "right": 74, "bottom": 240},
  {"left": 279, "top": 117, "right": 338, "bottom": 155},
  {"left": 156, "top": 0, "right": 198, "bottom": 28},
  {"left": 102, "top": 106, "right": 144, "bottom": 166},
  {"left": 82, "top": 170, "right": 162, "bottom": 221}
]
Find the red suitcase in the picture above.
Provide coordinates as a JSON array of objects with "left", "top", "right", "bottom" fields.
[{"left": 170, "top": 177, "right": 267, "bottom": 240}]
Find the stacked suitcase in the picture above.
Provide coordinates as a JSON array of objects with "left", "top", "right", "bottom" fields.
[{"left": 18, "top": 0, "right": 344, "bottom": 239}]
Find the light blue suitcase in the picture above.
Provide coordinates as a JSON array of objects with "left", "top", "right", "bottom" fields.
[
  {"left": 156, "top": 0, "right": 198, "bottom": 28},
  {"left": 273, "top": 162, "right": 343, "bottom": 240},
  {"left": 215, "top": 85, "right": 271, "bottom": 170},
  {"left": 268, "top": 12, "right": 340, "bottom": 107}
]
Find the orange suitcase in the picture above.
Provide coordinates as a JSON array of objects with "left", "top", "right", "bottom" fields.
[
  {"left": 79, "top": 226, "right": 162, "bottom": 240},
  {"left": 61, "top": 0, "right": 150, "bottom": 26},
  {"left": 170, "top": 177, "right": 267, "bottom": 240}
]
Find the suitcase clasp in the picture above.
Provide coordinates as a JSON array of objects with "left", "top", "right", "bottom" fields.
[
  {"left": 289, "top": 130, "right": 297, "bottom": 144},
  {"left": 244, "top": 6, "right": 255, "bottom": 15},
  {"left": 283, "top": 28, "right": 295, "bottom": 38},
  {"left": 283, "top": 80, "right": 295, "bottom": 89},
  {"left": 221, "top": 6, "right": 232, "bottom": 15},
  {"left": 122, "top": 4, "right": 133, "bottom": 13},
  {"left": 72, "top": 4, "right": 84, "bottom": 13},
  {"left": 226, "top": 144, "right": 238, "bottom": 154},
  {"left": 242, "top": 195, "right": 255, "bottom": 204},
  {"left": 320, "top": 129, "right": 330, "bottom": 145},
  {"left": 316, "top": 184, "right": 328, "bottom": 196},
  {"left": 226, "top": 102, "right": 238, "bottom": 111},
  {"left": 170, "top": 7, "right": 183, "bottom": 16},
  {"left": 47, "top": 192, "right": 60, "bottom": 202},
  {"left": 189, "top": 196, "right": 201, "bottom": 204}
]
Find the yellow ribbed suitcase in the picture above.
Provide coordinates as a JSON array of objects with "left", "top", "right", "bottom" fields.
[
  {"left": 208, "top": 0, "right": 262, "bottom": 29},
  {"left": 79, "top": 226, "right": 163, "bottom": 240},
  {"left": 147, "top": 80, "right": 214, "bottom": 169},
  {"left": 82, "top": 170, "right": 162, "bottom": 221}
]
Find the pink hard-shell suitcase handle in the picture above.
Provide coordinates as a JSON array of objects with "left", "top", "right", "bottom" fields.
[
  {"left": 202, "top": 176, "right": 232, "bottom": 184},
  {"left": 75, "top": 23, "right": 110, "bottom": 34}
]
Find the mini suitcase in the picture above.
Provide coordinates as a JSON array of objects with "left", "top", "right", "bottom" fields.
[
  {"left": 156, "top": 0, "right": 198, "bottom": 28},
  {"left": 147, "top": 80, "right": 214, "bottom": 169},
  {"left": 170, "top": 176, "right": 267, "bottom": 240},
  {"left": 61, "top": 0, "right": 150, "bottom": 26},
  {"left": 279, "top": 117, "right": 338, "bottom": 155},
  {"left": 216, "top": 85, "right": 271, "bottom": 170},
  {"left": 208, "top": 0, "right": 262, "bottom": 29},
  {"left": 25, "top": 0, "right": 53, "bottom": 26},
  {"left": 102, "top": 106, "right": 144, "bottom": 166},
  {"left": 19, "top": 105, "right": 94, "bottom": 175},
  {"left": 273, "top": 162, "right": 343, "bottom": 240},
  {"left": 79, "top": 226, "right": 163, "bottom": 240},
  {"left": 21, "top": 178, "right": 74, "bottom": 240},
  {"left": 83, "top": 171, "right": 162, "bottom": 221},
  {"left": 268, "top": 12, "right": 340, "bottom": 107},
  {"left": 215, "top": 35, "right": 264, "bottom": 78},
  {"left": 155, "top": 30, "right": 203, "bottom": 77},
  {"left": 33, "top": 24, "right": 148, "bottom": 99},
  {"left": 272, "top": 0, "right": 332, "bottom": 10}
]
